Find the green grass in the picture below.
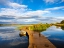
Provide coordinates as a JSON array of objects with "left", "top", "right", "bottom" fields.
[
  {"left": 18, "top": 23, "right": 50, "bottom": 32},
  {"left": 28, "top": 24, "right": 50, "bottom": 31}
]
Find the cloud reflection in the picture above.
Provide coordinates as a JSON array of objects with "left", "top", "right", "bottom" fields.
[
  {"left": 46, "top": 26, "right": 63, "bottom": 31},
  {"left": 41, "top": 26, "right": 64, "bottom": 42},
  {"left": 0, "top": 30, "right": 19, "bottom": 40},
  {"left": 0, "top": 26, "right": 29, "bottom": 47},
  {"left": 48, "top": 38, "right": 64, "bottom": 41},
  {"left": 10, "top": 37, "right": 28, "bottom": 46},
  {"left": 0, "top": 26, "right": 24, "bottom": 40}
]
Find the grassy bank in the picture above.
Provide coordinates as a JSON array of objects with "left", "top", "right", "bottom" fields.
[{"left": 18, "top": 23, "right": 50, "bottom": 32}]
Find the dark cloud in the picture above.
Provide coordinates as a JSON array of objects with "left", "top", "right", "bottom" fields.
[
  {"left": 0, "top": 15, "right": 16, "bottom": 24},
  {"left": 0, "top": 15, "right": 15, "bottom": 20},
  {"left": 35, "top": 17, "right": 63, "bottom": 23},
  {"left": 18, "top": 16, "right": 40, "bottom": 19},
  {"left": 36, "top": 17, "right": 52, "bottom": 21}
]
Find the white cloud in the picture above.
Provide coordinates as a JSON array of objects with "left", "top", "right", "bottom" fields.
[
  {"left": 0, "top": 20, "right": 13, "bottom": 22},
  {"left": 24, "top": 10, "right": 50, "bottom": 16},
  {"left": 16, "top": 19, "right": 40, "bottom": 23},
  {"left": 0, "top": 2, "right": 50, "bottom": 23},
  {"left": 0, "top": 0, "right": 64, "bottom": 24},
  {"left": 36, "top": 16, "right": 64, "bottom": 23},
  {"left": 0, "top": 8, "right": 18, "bottom": 16},
  {"left": 45, "top": 6, "right": 64, "bottom": 11},
  {"left": 43, "top": 0, "right": 64, "bottom": 3},
  {"left": 0, "top": 8, "right": 50, "bottom": 18},
  {"left": 9, "top": 2, "right": 27, "bottom": 9},
  {"left": 43, "top": 0, "right": 57, "bottom": 3},
  {"left": 0, "top": 6, "right": 64, "bottom": 24}
]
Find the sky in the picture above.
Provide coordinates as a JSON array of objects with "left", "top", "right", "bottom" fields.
[{"left": 0, "top": 0, "right": 64, "bottom": 24}]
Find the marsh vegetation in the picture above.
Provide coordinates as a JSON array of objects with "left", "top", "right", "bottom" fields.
[{"left": 18, "top": 23, "right": 50, "bottom": 32}]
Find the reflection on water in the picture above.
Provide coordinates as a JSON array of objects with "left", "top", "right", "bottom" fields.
[
  {"left": 41, "top": 26, "right": 64, "bottom": 48},
  {"left": 61, "top": 25, "right": 64, "bottom": 30},
  {"left": 0, "top": 26, "right": 64, "bottom": 48},
  {"left": 0, "top": 26, "right": 29, "bottom": 48}
]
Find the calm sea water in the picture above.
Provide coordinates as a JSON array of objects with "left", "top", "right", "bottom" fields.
[
  {"left": 0, "top": 26, "right": 29, "bottom": 48},
  {"left": 0, "top": 26, "right": 64, "bottom": 48}
]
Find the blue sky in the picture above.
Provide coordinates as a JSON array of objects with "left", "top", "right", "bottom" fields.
[{"left": 0, "top": 0, "right": 64, "bottom": 24}]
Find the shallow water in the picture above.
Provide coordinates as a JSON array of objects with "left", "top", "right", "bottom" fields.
[{"left": 0, "top": 26, "right": 29, "bottom": 48}]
